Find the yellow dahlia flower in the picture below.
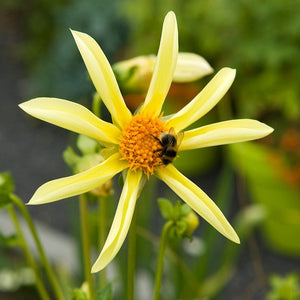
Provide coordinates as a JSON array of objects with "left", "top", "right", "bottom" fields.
[{"left": 19, "top": 11, "right": 273, "bottom": 273}]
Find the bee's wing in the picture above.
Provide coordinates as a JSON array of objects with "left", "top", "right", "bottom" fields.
[
  {"left": 168, "top": 127, "right": 176, "bottom": 135},
  {"left": 176, "top": 130, "right": 184, "bottom": 147}
]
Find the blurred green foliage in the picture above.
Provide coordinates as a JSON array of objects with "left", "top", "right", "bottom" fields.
[
  {"left": 2, "top": 0, "right": 128, "bottom": 100},
  {"left": 122, "top": 0, "right": 300, "bottom": 123},
  {"left": 229, "top": 142, "right": 300, "bottom": 256},
  {"left": 267, "top": 273, "right": 300, "bottom": 300}
]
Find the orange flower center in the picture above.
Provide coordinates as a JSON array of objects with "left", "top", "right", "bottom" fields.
[{"left": 119, "top": 113, "right": 168, "bottom": 176}]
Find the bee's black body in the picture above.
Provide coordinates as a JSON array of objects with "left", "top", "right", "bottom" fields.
[{"left": 154, "top": 127, "right": 184, "bottom": 165}]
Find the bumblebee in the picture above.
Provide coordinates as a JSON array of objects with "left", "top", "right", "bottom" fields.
[{"left": 154, "top": 127, "right": 184, "bottom": 165}]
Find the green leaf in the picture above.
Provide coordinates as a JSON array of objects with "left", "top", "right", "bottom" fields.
[
  {"left": 71, "top": 288, "right": 88, "bottom": 300},
  {"left": 63, "top": 146, "right": 80, "bottom": 169},
  {"left": 267, "top": 273, "right": 300, "bottom": 300},
  {"left": 0, "top": 173, "right": 14, "bottom": 194},
  {"left": 229, "top": 143, "right": 300, "bottom": 256},
  {"left": 0, "top": 193, "right": 13, "bottom": 209},
  {"left": 180, "top": 203, "right": 192, "bottom": 216},
  {"left": 77, "top": 134, "right": 99, "bottom": 155},
  {"left": 0, "top": 233, "right": 19, "bottom": 247},
  {"left": 157, "top": 198, "right": 174, "bottom": 220},
  {"left": 96, "top": 283, "right": 113, "bottom": 300}
]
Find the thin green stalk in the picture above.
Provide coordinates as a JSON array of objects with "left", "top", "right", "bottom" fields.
[
  {"left": 8, "top": 207, "right": 50, "bottom": 300},
  {"left": 79, "top": 194, "right": 94, "bottom": 299},
  {"left": 127, "top": 209, "right": 137, "bottom": 300},
  {"left": 154, "top": 221, "right": 173, "bottom": 300},
  {"left": 10, "top": 194, "right": 65, "bottom": 300},
  {"left": 98, "top": 196, "right": 107, "bottom": 288}
]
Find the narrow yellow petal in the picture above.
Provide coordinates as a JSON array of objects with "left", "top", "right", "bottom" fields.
[
  {"left": 91, "top": 170, "right": 143, "bottom": 272},
  {"left": 167, "top": 68, "right": 236, "bottom": 131},
  {"left": 180, "top": 119, "right": 274, "bottom": 151},
  {"left": 173, "top": 52, "right": 213, "bottom": 82},
  {"left": 156, "top": 165, "right": 240, "bottom": 243},
  {"left": 71, "top": 30, "right": 132, "bottom": 128},
  {"left": 141, "top": 11, "right": 178, "bottom": 117},
  {"left": 19, "top": 98, "right": 121, "bottom": 145},
  {"left": 28, "top": 153, "right": 126, "bottom": 205}
]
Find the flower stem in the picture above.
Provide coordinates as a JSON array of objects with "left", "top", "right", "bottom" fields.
[
  {"left": 10, "top": 194, "right": 65, "bottom": 300},
  {"left": 127, "top": 209, "right": 137, "bottom": 300},
  {"left": 79, "top": 194, "right": 94, "bottom": 299},
  {"left": 8, "top": 207, "right": 51, "bottom": 300},
  {"left": 98, "top": 197, "right": 107, "bottom": 288},
  {"left": 154, "top": 221, "right": 173, "bottom": 300}
]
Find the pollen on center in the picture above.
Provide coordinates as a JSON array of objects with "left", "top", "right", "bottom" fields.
[{"left": 119, "top": 113, "right": 168, "bottom": 176}]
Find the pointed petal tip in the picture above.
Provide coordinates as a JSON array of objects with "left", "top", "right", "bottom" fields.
[
  {"left": 164, "top": 11, "right": 177, "bottom": 27},
  {"left": 18, "top": 100, "right": 32, "bottom": 111},
  {"left": 265, "top": 124, "right": 274, "bottom": 134},
  {"left": 231, "top": 232, "right": 240, "bottom": 244},
  {"left": 18, "top": 102, "right": 25, "bottom": 110},
  {"left": 254, "top": 121, "right": 274, "bottom": 136},
  {"left": 70, "top": 29, "right": 87, "bottom": 43},
  {"left": 166, "top": 10, "right": 176, "bottom": 18},
  {"left": 70, "top": 29, "right": 81, "bottom": 39},
  {"left": 26, "top": 199, "right": 40, "bottom": 206},
  {"left": 91, "top": 263, "right": 100, "bottom": 274},
  {"left": 18, "top": 98, "right": 41, "bottom": 112},
  {"left": 91, "top": 259, "right": 107, "bottom": 273}
]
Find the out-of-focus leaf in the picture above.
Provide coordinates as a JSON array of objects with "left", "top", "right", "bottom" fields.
[
  {"left": 229, "top": 142, "right": 300, "bottom": 256},
  {"left": 71, "top": 288, "right": 88, "bottom": 300},
  {"left": 0, "top": 268, "right": 35, "bottom": 292},
  {"left": 0, "top": 193, "right": 13, "bottom": 209},
  {"left": 0, "top": 173, "right": 14, "bottom": 195},
  {"left": 267, "top": 273, "right": 300, "bottom": 300},
  {"left": 158, "top": 198, "right": 174, "bottom": 220},
  {"left": 96, "top": 283, "right": 113, "bottom": 300},
  {"left": 0, "top": 233, "right": 19, "bottom": 248},
  {"left": 77, "top": 134, "right": 99, "bottom": 155}
]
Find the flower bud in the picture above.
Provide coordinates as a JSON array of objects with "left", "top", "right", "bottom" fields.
[
  {"left": 183, "top": 211, "right": 199, "bottom": 237},
  {"left": 113, "top": 53, "right": 213, "bottom": 93},
  {"left": 113, "top": 55, "right": 155, "bottom": 93},
  {"left": 173, "top": 52, "right": 213, "bottom": 82}
]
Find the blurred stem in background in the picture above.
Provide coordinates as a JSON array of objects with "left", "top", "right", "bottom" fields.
[
  {"left": 8, "top": 206, "right": 51, "bottom": 300},
  {"left": 154, "top": 220, "right": 173, "bottom": 300},
  {"left": 79, "top": 193, "right": 95, "bottom": 299},
  {"left": 98, "top": 196, "right": 107, "bottom": 288},
  {"left": 10, "top": 194, "right": 65, "bottom": 300}
]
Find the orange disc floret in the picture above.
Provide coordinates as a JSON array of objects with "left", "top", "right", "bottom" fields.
[{"left": 119, "top": 113, "right": 168, "bottom": 176}]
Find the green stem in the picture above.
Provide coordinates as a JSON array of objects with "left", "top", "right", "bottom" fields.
[
  {"left": 127, "top": 209, "right": 137, "bottom": 300},
  {"left": 8, "top": 207, "right": 50, "bottom": 300},
  {"left": 154, "top": 221, "right": 173, "bottom": 300},
  {"left": 79, "top": 194, "right": 94, "bottom": 299},
  {"left": 98, "top": 197, "right": 107, "bottom": 288},
  {"left": 10, "top": 194, "right": 65, "bottom": 300}
]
